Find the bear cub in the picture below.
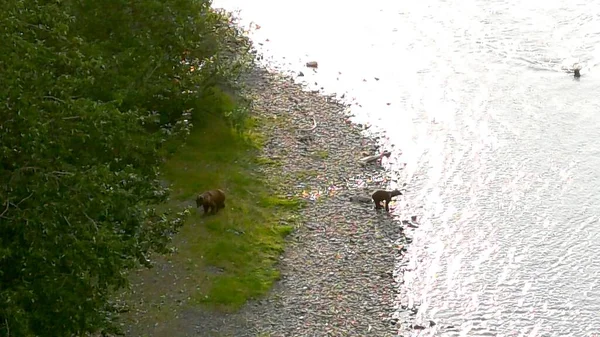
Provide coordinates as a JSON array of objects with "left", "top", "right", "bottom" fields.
[
  {"left": 371, "top": 189, "right": 403, "bottom": 212},
  {"left": 196, "top": 189, "right": 226, "bottom": 215}
]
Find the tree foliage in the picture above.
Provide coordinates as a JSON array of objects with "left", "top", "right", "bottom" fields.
[{"left": 0, "top": 0, "right": 253, "bottom": 335}]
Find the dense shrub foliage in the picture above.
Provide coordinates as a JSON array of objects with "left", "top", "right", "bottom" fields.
[{"left": 0, "top": 0, "right": 253, "bottom": 335}]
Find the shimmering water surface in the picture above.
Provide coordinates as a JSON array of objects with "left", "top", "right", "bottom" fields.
[{"left": 214, "top": 0, "right": 600, "bottom": 335}]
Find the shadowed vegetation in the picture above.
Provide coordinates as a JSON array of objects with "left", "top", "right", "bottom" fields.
[{"left": 0, "top": 0, "right": 272, "bottom": 335}]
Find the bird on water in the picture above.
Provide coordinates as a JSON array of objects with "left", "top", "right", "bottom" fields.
[{"left": 573, "top": 63, "right": 582, "bottom": 78}]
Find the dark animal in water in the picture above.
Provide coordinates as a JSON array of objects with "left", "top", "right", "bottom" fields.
[
  {"left": 574, "top": 69, "right": 581, "bottom": 78},
  {"left": 196, "top": 189, "right": 226, "bottom": 215},
  {"left": 371, "top": 189, "right": 403, "bottom": 212}
]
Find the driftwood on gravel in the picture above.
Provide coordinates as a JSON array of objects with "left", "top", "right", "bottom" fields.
[
  {"left": 298, "top": 117, "right": 317, "bottom": 132},
  {"left": 359, "top": 150, "right": 392, "bottom": 166}
]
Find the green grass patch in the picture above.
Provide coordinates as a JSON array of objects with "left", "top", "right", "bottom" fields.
[
  {"left": 119, "top": 114, "right": 304, "bottom": 334},
  {"left": 313, "top": 150, "right": 329, "bottom": 159},
  {"left": 254, "top": 156, "right": 283, "bottom": 166},
  {"left": 158, "top": 116, "right": 301, "bottom": 311}
]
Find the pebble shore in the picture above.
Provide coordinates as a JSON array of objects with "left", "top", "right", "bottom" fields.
[
  {"left": 188, "top": 67, "right": 413, "bottom": 336},
  {"left": 122, "top": 65, "right": 417, "bottom": 337}
]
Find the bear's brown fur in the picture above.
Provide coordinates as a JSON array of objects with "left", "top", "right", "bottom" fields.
[
  {"left": 372, "top": 189, "right": 403, "bottom": 212},
  {"left": 196, "top": 189, "right": 226, "bottom": 215}
]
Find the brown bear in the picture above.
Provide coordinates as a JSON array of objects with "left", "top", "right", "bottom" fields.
[
  {"left": 372, "top": 189, "right": 403, "bottom": 212},
  {"left": 196, "top": 189, "right": 226, "bottom": 215}
]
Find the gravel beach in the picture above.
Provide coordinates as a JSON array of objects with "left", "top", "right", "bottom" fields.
[
  {"left": 123, "top": 66, "right": 415, "bottom": 337},
  {"left": 185, "top": 67, "right": 413, "bottom": 336}
]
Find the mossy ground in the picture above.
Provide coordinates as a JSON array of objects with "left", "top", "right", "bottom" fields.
[{"left": 118, "top": 114, "right": 303, "bottom": 334}]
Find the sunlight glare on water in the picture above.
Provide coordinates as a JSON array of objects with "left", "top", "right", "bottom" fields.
[{"left": 214, "top": 0, "right": 600, "bottom": 335}]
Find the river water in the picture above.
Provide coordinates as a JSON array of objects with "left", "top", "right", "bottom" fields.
[{"left": 214, "top": 0, "right": 600, "bottom": 335}]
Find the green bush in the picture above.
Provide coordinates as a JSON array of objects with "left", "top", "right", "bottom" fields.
[{"left": 0, "top": 0, "right": 254, "bottom": 335}]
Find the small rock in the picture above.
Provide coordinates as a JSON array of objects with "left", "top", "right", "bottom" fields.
[
  {"left": 305, "top": 223, "right": 319, "bottom": 230},
  {"left": 306, "top": 61, "right": 318, "bottom": 68},
  {"left": 298, "top": 71, "right": 304, "bottom": 77}
]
